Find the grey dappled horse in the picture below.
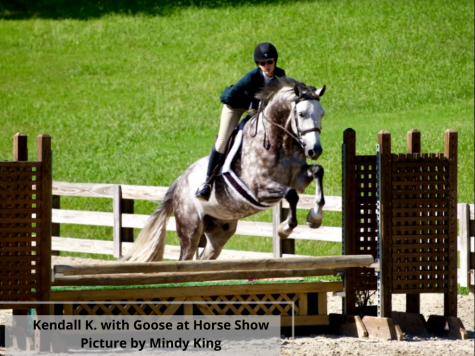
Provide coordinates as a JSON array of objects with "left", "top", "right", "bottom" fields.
[{"left": 123, "top": 77, "right": 326, "bottom": 262}]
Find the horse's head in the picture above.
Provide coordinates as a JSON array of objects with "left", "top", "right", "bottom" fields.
[
  {"left": 291, "top": 84, "right": 326, "bottom": 160},
  {"left": 255, "top": 77, "right": 326, "bottom": 159}
]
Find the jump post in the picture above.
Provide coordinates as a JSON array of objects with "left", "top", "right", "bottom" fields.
[
  {"left": 342, "top": 128, "right": 467, "bottom": 339},
  {"left": 0, "top": 133, "right": 52, "bottom": 351}
]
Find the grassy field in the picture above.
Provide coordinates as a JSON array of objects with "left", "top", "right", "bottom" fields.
[{"left": 1, "top": 0, "right": 473, "bottom": 258}]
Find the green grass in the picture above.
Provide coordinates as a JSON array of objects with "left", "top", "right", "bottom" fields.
[
  {"left": 51, "top": 274, "right": 340, "bottom": 292},
  {"left": 0, "top": 0, "right": 473, "bottom": 259}
]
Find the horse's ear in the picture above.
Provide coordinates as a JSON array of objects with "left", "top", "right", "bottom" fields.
[
  {"left": 316, "top": 85, "right": 326, "bottom": 97},
  {"left": 294, "top": 84, "right": 301, "bottom": 98}
]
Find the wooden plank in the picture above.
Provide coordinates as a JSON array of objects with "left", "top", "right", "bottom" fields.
[
  {"left": 298, "top": 293, "right": 308, "bottom": 316},
  {"left": 391, "top": 243, "right": 449, "bottom": 249},
  {"left": 362, "top": 316, "right": 403, "bottom": 341},
  {"left": 13, "top": 134, "right": 27, "bottom": 161},
  {"left": 52, "top": 268, "right": 344, "bottom": 287},
  {"left": 342, "top": 129, "right": 357, "bottom": 315},
  {"left": 458, "top": 204, "right": 471, "bottom": 287},
  {"left": 392, "top": 271, "right": 450, "bottom": 277},
  {"left": 0, "top": 237, "right": 40, "bottom": 243},
  {"left": 37, "top": 134, "right": 52, "bottom": 315},
  {"left": 52, "top": 181, "right": 115, "bottom": 198},
  {"left": 392, "top": 171, "right": 447, "bottom": 178},
  {"left": 55, "top": 255, "right": 373, "bottom": 276},
  {"left": 120, "top": 185, "right": 168, "bottom": 201},
  {"left": 391, "top": 252, "right": 449, "bottom": 259},
  {"left": 272, "top": 202, "right": 283, "bottom": 258},
  {"left": 392, "top": 226, "right": 450, "bottom": 234},
  {"left": 407, "top": 129, "right": 421, "bottom": 155},
  {"left": 0, "top": 208, "right": 42, "bottom": 214},
  {"left": 426, "top": 315, "right": 468, "bottom": 339},
  {"left": 391, "top": 161, "right": 448, "bottom": 168},
  {"left": 329, "top": 314, "right": 368, "bottom": 338},
  {"left": 113, "top": 185, "right": 122, "bottom": 258},
  {"left": 53, "top": 209, "right": 343, "bottom": 242},
  {"left": 183, "top": 300, "right": 193, "bottom": 315},
  {"left": 392, "top": 216, "right": 449, "bottom": 222},
  {"left": 392, "top": 281, "right": 448, "bottom": 289},
  {"left": 379, "top": 130, "right": 392, "bottom": 318},
  {"left": 318, "top": 292, "right": 327, "bottom": 316},
  {"left": 0, "top": 217, "right": 42, "bottom": 224},
  {"left": 444, "top": 129, "right": 458, "bottom": 317},
  {"left": 53, "top": 209, "right": 114, "bottom": 226},
  {"left": 53, "top": 181, "right": 342, "bottom": 210},
  {"left": 0, "top": 200, "right": 42, "bottom": 207},
  {"left": 189, "top": 297, "right": 215, "bottom": 315}
]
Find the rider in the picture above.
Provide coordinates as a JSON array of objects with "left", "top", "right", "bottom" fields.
[{"left": 195, "top": 42, "right": 287, "bottom": 201}]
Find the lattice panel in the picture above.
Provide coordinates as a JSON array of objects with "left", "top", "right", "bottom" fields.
[
  {"left": 72, "top": 298, "right": 184, "bottom": 316},
  {"left": 68, "top": 293, "right": 303, "bottom": 317},
  {"left": 200, "top": 293, "right": 299, "bottom": 316},
  {"left": 390, "top": 153, "right": 451, "bottom": 293},
  {"left": 353, "top": 155, "right": 378, "bottom": 291},
  {"left": 0, "top": 162, "right": 43, "bottom": 303}
]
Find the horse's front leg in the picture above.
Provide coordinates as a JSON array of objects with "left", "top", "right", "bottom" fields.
[
  {"left": 278, "top": 188, "right": 300, "bottom": 238},
  {"left": 306, "top": 164, "right": 325, "bottom": 228},
  {"left": 256, "top": 181, "right": 299, "bottom": 238}
]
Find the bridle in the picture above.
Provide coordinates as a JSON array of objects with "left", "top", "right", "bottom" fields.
[
  {"left": 252, "top": 91, "right": 321, "bottom": 148},
  {"left": 292, "top": 92, "right": 322, "bottom": 147}
]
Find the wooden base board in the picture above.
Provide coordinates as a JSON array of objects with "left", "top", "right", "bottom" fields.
[
  {"left": 362, "top": 316, "right": 403, "bottom": 341},
  {"left": 51, "top": 282, "right": 342, "bottom": 332},
  {"left": 391, "top": 311, "right": 428, "bottom": 335},
  {"left": 329, "top": 314, "right": 368, "bottom": 338},
  {"left": 426, "top": 315, "right": 468, "bottom": 340}
]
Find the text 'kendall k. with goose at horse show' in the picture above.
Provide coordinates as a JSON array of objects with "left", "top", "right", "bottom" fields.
[{"left": 123, "top": 43, "right": 326, "bottom": 262}]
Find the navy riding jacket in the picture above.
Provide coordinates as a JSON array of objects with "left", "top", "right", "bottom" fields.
[{"left": 220, "top": 67, "right": 286, "bottom": 110}]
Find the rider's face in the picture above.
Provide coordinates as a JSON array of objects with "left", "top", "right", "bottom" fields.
[{"left": 257, "top": 60, "right": 275, "bottom": 77}]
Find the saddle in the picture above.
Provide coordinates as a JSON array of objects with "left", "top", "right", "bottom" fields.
[
  {"left": 213, "top": 115, "right": 273, "bottom": 210},
  {"left": 210, "top": 115, "right": 251, "bottom": 178}
]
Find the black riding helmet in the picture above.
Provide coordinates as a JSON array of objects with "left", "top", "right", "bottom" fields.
[{"left": 254, "top": 42, "right": 278, "bottom": 64}]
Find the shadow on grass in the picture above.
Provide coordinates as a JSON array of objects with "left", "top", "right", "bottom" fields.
[{"left": 1, "top": 0, "right": 307, "bottom": 19}]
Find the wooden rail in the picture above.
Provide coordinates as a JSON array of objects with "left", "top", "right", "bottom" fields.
[
  {"left": 51, "top": 181, "right": 343, "bottom": 259},
  {"left": 54, "top": 255, "right": 374, "bottom": 275},
  {"left": 458, "top": 203, "right": 475, "bottom": 294},
  {"left": 52, "top": 255, "right": 374, "bottom": 287}
]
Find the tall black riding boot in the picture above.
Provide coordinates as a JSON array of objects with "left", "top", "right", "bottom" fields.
[{"left": 195, "top": 146, "right": 224, "bottom": 201}]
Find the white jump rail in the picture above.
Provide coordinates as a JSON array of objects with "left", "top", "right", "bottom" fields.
[{"left": 51, "top": 181, "right": 475, "bottom": 287}]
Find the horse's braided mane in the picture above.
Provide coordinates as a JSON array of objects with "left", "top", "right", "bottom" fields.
[{"left": 253, "top": 76, "right": 314, "bottom": 113}]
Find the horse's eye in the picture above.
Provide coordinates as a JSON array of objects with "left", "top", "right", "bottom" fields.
[{"left": 299, "top": 112, "right": 304, "bottom": 117}]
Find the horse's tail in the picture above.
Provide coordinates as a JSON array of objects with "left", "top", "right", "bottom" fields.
[{"left": 121, "top": 178, "right": 178, "bottom": 262}]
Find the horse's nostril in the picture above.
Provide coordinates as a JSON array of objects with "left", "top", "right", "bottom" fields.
[{"left": 308, "top": 150, "right": 315, "bottom": 157}]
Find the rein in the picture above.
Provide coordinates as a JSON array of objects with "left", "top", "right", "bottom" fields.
[{"left": 253, "top": 92, "right": 321, "bottom": 148}]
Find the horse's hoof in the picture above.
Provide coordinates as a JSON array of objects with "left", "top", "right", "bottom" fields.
[
  {"left": 306, "top": 208, "right": 323, "bottom": 229},
  {"left": 278, "top": 222, "right": 293, "bottom": 238}
]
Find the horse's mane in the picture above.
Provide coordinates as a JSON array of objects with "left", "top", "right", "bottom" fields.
[{"left": 250, "top": 76, "right": 316, "bottom": 116}]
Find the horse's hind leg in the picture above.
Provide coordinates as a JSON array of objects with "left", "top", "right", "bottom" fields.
[
  {"left": 199, "top": 220, "right": 238, "bottom": 260},
  {"left": 176, "top": 213, "right": 206, "bottom": 261},
  {"left": 306, "top": 164, "right": 325, "bottom": 228}
]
